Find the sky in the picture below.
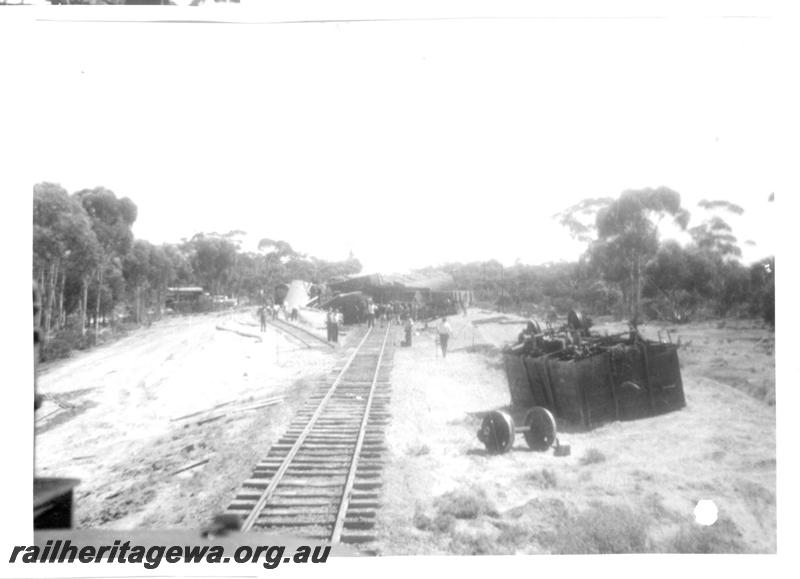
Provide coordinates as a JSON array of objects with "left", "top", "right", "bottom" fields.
[{"left": 19, "top": 3, "right": 795, "bottom": 273}]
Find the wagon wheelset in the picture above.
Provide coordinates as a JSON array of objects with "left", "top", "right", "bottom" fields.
[
  {"left": 477, "top": 411, "right": 515, "bottom": 454},
  {"left": 522, "top": 406, "right": 557, "bottom": 451},
  {"left": 477, "top": 407, "right": 557, "bottom": 454}
]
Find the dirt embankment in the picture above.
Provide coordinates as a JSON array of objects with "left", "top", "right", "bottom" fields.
[
  {"left": 374, "top": 310, "right": 776, "bottom": 554},
  {"left": 35, "top": 309, "right": 342, "bottom": 530}
]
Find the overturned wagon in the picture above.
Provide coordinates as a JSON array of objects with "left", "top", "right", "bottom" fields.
[{"left": 505, "top": 319, "right": 685, "bottom": 430}]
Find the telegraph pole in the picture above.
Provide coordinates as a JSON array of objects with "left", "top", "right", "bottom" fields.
[{"left": 500, "top": 264, "right": 505, "bottom": 313}]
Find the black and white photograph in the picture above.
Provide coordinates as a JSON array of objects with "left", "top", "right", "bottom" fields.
[{"left": 3, "top": 0, "right": 796, "bottom": 573}]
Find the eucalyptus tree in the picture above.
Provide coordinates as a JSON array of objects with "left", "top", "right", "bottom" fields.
[
  {"left": 257, "top": 238, "right": 297, "bottom": 289},
  {"left": 33, "top": 182, "right": 99, "bottom": 340},
  {"left": 688, "top": 199, "right": 747, "bottom": 316},
  {"left": 558, "top": 187, "right": 690, "bottom": 320},
  {"left": 75, "top": 187, "right": 137, "bottom": 338},
  {"left": 187, "top": 233, "right": 238, "bottom": 296}
]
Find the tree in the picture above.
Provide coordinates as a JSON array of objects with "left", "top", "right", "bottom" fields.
[
  {"left": 689, "top": 216, "right": 742, "bottom": 259},
  {"left": 554, "top": 197, "right": 615, "bottom": 243},
  {"left": 33, "top": 183, "right": 99, "bottom": 342},
  {"left": 75, "top": 187, "right": 137, "bottom": 338},
  {"left": 147, "top": 244, "right": 175, "bottom": 319},
  {"left": 163, "top": 243, "right": 194, "bottom": 286},
  {"left": 562, "top": 187, "right": 690, "bottom": 320},
  {"left": 645, "top": 241, "right": 712, "bottom": 321},
  {"left": 123, "top": 240, "right": 152, "bottom": 323},
  {"left": 188, "top": 233, "right": 238, "bottom": 296},
  {"left": 750, "top": 257, "right": 774, "bottom": 326},
  {"left": 257, "top": 238, "right": 298, "bottom": 289},
  {"left": 687, "top": 199, "right": 746, "bottom": 316}
]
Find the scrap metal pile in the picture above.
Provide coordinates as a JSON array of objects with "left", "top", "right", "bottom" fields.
[
  {"left": 507, "top": 310, "right": 629, "bottom": 361},
  {"left": 502, "top": 310, "right": 686, "bottom": 430}
]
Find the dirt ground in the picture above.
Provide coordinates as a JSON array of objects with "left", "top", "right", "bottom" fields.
[
  {"left": 35, "top": 307, "right": 775, "bottom": 554},
  {"left": 35, "top": 308, "right": 344, "bottom": 530},
  {"left": 373, "top": 310, "right": 776, "bottom": 554}
]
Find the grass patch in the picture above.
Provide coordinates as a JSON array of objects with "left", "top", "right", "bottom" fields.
[
  {"left": 414, "top": 486, "right": 498, "bottom": 538},
  {"left": 661, "top": 517, "right": 749, "bottom": 553},
  {"left": 548, "top": 503, "right": 649, "bottom": 554},
  {"left": 526, "top": 468, "right": 558, "bottom": 489},
  {"left": 433, "top": 486, "right": 499, "bottom": 520},
  {"left": 580, "top": 448, "right": 607, "bottom": 465},
  {"left": 413, "top": 506, "right": 456, "bottom": 534},
  {"left": 449, "top": 531, "right": 496, "bottom": 555},
  {"left": 406, "top": 444, "right": 430, "bottom": 457},
  {"left": 494, "top": 521, "right": 529, "bottom": 551},
  {"left": 642, "top": 492, "right": 673, "bottom": 520}
]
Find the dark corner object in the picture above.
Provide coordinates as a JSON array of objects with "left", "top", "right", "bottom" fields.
[
  {"left": 34, "top": 478, "right": 80, "bottom": 530},
  {"left": 34, "top": 280, "right": 80, "bottom": 530}
]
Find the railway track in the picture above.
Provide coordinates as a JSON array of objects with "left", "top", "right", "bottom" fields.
[
  {"left": 265, "top": 316, "right": 335, "bottom": 349},
  {"left": 226, "top": 323, "right": 394, "bottom": 545}
]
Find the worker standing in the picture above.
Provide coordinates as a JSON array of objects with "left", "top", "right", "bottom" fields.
[
  {"left": 332, "top": 309, "right": 341, "bottom": 343},
  {"left": 259, "top": 306, "right": 267, "bottom": 332},
  {"left": 366, "top": 300, "right": 376, "bottom": 328},
  {"left": 326, "top": 309, "right": 335, "bottom": 342},
  {"left": 437, "top": 317, "right": 453, "bottom": 358},
  {"left": 403, "top": 314, "right": 414, "bottom": 347}
]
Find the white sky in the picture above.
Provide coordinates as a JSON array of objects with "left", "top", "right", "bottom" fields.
[{"left": 21, "top": 3, "right": 795, "bottom": 273}]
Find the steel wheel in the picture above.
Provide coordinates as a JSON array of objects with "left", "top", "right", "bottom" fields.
[
  {"left": 523, "top": 406, "right": 557, "bottom": 451},
  {"left": 477, "top": 411, "right": 516, "bottom": 454}
]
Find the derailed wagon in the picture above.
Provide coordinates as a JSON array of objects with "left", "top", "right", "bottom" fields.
[
  {"left": 479, "top": 314, "right": 686, "bottom": 454},
  {"left": 504, "top": 313, "right": 685, "bottom": 430}
]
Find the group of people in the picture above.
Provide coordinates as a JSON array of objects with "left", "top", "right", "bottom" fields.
[
  {"left": 257, "top": 303, "right": 281, "bottom": 331},
  {"left": 399, "top": 313, "right": 454, "bottom": 357},
  {"left": 363, "top": 298, "right": 454, "bottom": 357},
  {"left": 363, "top": 300, "right": 420, "bottom": 328},
  {"left": 259, "top": 298, "right": 455, "bottom": 356}
]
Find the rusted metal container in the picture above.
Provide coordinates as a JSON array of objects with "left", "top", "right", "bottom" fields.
[{"left": 508, "top": 338, "right": 685, "bottom": 429}]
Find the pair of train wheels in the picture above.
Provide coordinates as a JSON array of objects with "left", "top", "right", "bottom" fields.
[{"left": 477, "top": 407, "right": 557, "bottom": 454}]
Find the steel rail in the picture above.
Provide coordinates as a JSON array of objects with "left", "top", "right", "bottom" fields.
[
  {"left": 266, "top": 317, "right": 336, "bottom": 348},
  {"left": 330, "top": 321, "right": 391, "bottom": 543},
  {"left": 239, "top": 326, "right": 375, "bottom": 533}
]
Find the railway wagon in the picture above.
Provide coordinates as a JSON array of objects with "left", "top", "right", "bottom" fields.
[
  {"left": 274, "top": 283, "right": 289, "bottom": 305},
  {"left": 165, "top": 286, "right": 210, "bottom": 314},
  {"left": 505, "top": 325, "right": 685, "bottom": 430},
  {"left": 323, "top": 291, "right": 369, "bottom": 325}
]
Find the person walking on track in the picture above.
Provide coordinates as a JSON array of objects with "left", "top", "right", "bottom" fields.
[
  {"left": 366, "top": 300, "right": 376, "bottom": 328},
  {"left": 437, "top": 317, "right": 453, "bottom": 358}
]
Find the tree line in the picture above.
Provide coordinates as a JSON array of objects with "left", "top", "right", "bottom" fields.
[
  {"left": 34, "top": 183, "right": 773, "bottom": 359},
  {"left": 427, "top": 188, "right": 774, "bottom": 325},
  {"left": 33, "top": 182, "right": 362, "bottom": 359}
]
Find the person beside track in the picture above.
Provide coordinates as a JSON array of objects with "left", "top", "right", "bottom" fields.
[
  {"left": 366, "top": 300, "right": 376, "bottom": 328},
  {"left": 403, "top": 313, "right": 414, "bottom": 347},
  {"left": 437, "top": 317, "right": 453, "bottom": 358},
  {"left": 326, "top": 309, "right": 335, "bottom": 342}
]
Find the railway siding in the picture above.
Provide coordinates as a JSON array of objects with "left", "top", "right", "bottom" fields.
[{"left": 226, "top": 324, "right": 396, "bottom": 545}]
